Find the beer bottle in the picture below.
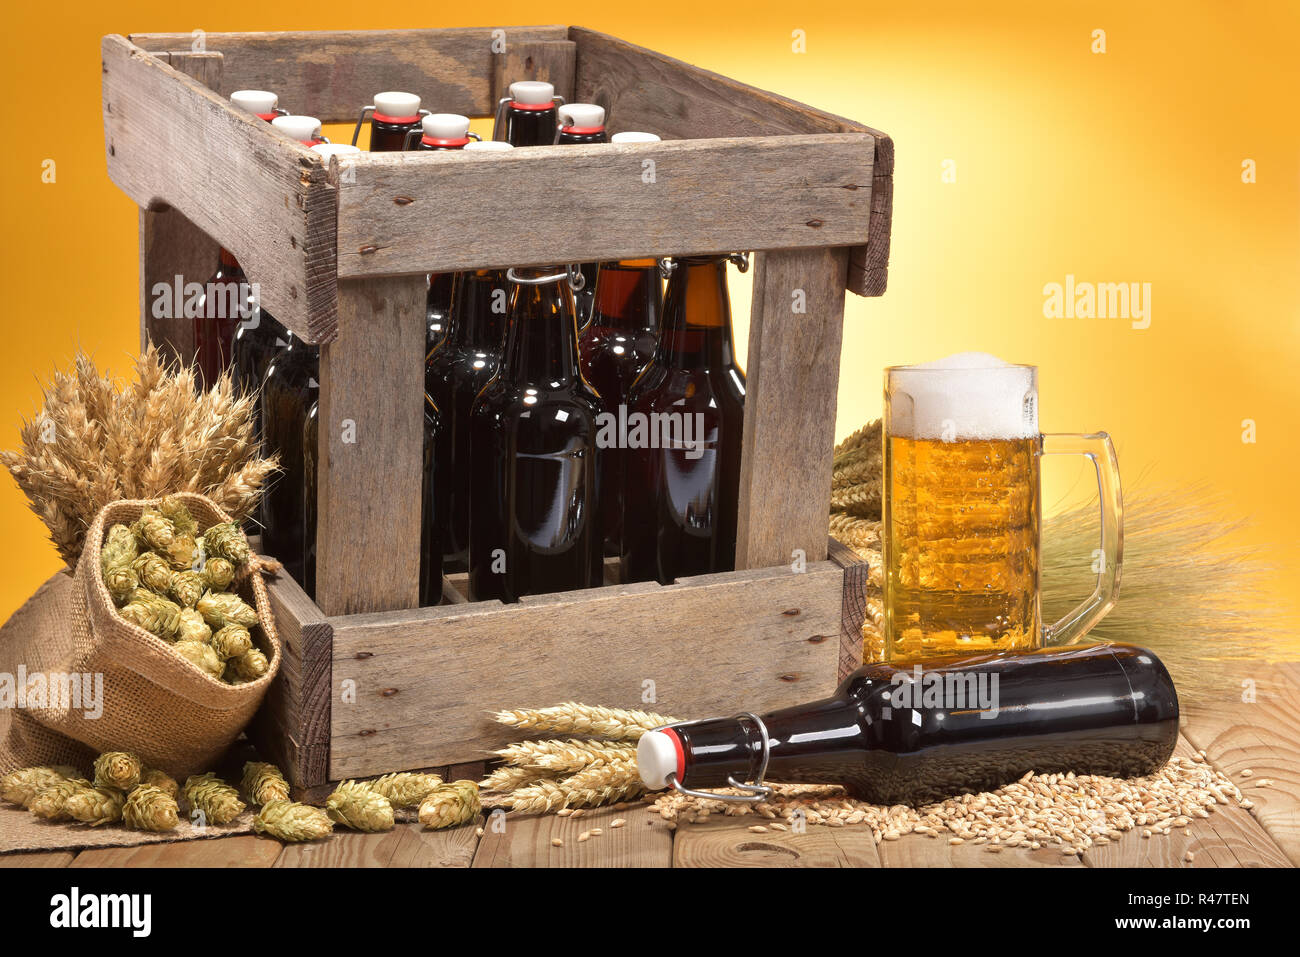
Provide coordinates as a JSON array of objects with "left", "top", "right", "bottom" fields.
[
  {"left": 494, "top": 81, "right": 560, "bottom": 147},
  {"left": 580, "top": 258, "right": 661, "bottom": 556},
  {"left": 260, "top": 332, "right": 320, "bottom": 586},
  {"left": 637, "top": 644, "right": 1180, "bottom": 807},
  {"left": 354, "top": 92, "right": 425, "bottom": 152},
  {"left": 229, "top": 89, "right": 284, "bottom": 122},
  {"left": 469, "top": 267, "right": 603, "bottom": 602},
  {"left": 621, "top": 255, "right": 746, "bottom": 584},
  {"left": 554, "top": 104, "right": 609, "bottom": 325},
  {"left": 271, "top": 114, "right": 325, "bottom": 146},
  {"left": 426, "top": 269, "right": 508, "bottom": 568},
  {"left": 302, "top": 400, "right": 318, "bottom": 599},
  {"left": 410, "top": 112, "right": 478, "bottom": 151},
  {"left": 418, "top": 395, "right": 444, "bottom": 606},
  {"left": 414, "top": 115, "right": 477, "bottom": 353}
]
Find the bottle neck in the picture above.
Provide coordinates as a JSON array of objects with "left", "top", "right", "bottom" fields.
[
  {"left": 590, "top": 259, "right": 660, "bottom": 334},
  {"left": 656, "top": 257, "right": 738, "bottom": 370},
  {"left": 500, "top": 269, "right": 581, "bottom": 384},
  {"left": 448, "top": 270, "right": 507, "bottom": 352}
]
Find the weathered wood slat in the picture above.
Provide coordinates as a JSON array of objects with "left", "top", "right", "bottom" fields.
[
  {"left": 736, "top": 248, "right": 849, "bottom": 571},
  {"left": 491, "top": 39, "right": 576, "bottom": 104},
  {"left": 828, "top": 537, "right": 868, "bottom": 681},
  {"left": 273, "top": 822, "right": 480, "bottom": 867},
  {"left": 0, "top": 851, "right": 76, "bottom": 868},
  {"left": 103, "top": 34, "right": 337, "bottom": 342},
  {"left": 315, "top": 275, "right": 427, "bottom": 616},
  {"left": 69, "top": 835, "right": 282, "bottom": 868},
  {"left": 327, "top": 561, "right": 844, "bottom": 778},
  {"left": 247, "top": 572, "right": 333, "bottom": 791},
  {"left": 127, "top": 26, "right": 572, "bottom": 122},
  {"left": 334, "top": 134, "right": 874, "bottom": 278},
  {"left": 473, "top": 805, "right": 672, "bottom": 868},
  {"left": 671, "top": 816, "right": 880, "bottom": 867}
]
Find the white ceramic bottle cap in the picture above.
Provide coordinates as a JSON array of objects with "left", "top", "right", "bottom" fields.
[
  {"left": 558, "top": 103, "right": 606, "bottom": 130},
  {"left": 230, "top": 90, "right": 278, "bottom": 115},
  {"left": 611, "top": 131, "right": 661, "bottom": 143},
  {"left": 463, "top": 140, "right": 514, "bottom": 152},
  {"left": 311, "top": 143, "right": 362, "bottom": 158},
  {"left": 373, "top": 91, "right": 421, "bottom": 119},
  {"left": 637, "top": 730, "right": 681, "bottom": 790},
  {"left": 509, "top": 80, "right": 555, "bottom": 105},
  {"left": 272, "top": 115, "right": 321, "bottom": 142},
  {"left": 421, "top": 113, "right": 471, "bottom": 139}
]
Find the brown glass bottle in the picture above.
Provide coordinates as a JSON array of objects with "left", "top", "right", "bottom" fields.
[
  {"left": 469, "top": 268, "right": 603, "bottom": 602},
  {"left": 363, "top": 92, "right": 423, "bottom": 152},
  {"left": 638, "top": 644, "right": 1180, "bottom": 807},
  {"left": 621, "top": 256, "right": 746, "bottom": 584},
  {"left": 579, "top": 259, "right": 661, "bottom": 555},
  {"left": 418, "top": 396, "right": 444, "bottom": 606},
  {"left": 194, "top": 249, "right": 245, "bottom": 390},
  {"left": 426, "top": 269, "right": 508, "bottom": 567},
  {"left": 302, "top": 400, "right": 318, "bottom": 599},
  {"left": 555, "top": 104, "right": 609, "bottom": 324},
  {"left": 260, "top": 333, "right": 319, "bottom": 586},
  {"left": 496, "top": 81, "right": 559, "bottom": 147}
]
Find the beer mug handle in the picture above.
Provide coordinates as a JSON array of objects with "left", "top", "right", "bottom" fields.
[{"left": 1040, "top": 432, "right": 1123, "bottom": 646}]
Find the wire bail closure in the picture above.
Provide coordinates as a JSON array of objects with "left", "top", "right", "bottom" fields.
[
  {"left": 658, "top": 254, "right": 749, "bottom": 278},
  {"left": 506, "top": 265, "right": 586, "bottom": 292},
  {"left": 352, "top": 105, "right": 432, "bottom": 146},
  {"left": 660, "top": 712, "right": 774, "bottom": 804},
  {"left": 492, "top": 94, "right": 566, "bottom": 142}
]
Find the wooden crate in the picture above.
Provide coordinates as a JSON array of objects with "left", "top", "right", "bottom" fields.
[{"left": 101, "top": 26, "right": 891, "bottom": 795}]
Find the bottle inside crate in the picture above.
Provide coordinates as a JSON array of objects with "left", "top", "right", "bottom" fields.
[
  {"left": 555, "top": 103, "right": 609, "bottom": 326},
  {"left": 260, "top": 332, "right": 319, "bottom": 588},
  {"left": 359, "top": 91, "right": 424, "bottom": 152},
  {"left": 495, "top": 80, "right": 560, "bottom": 147}
]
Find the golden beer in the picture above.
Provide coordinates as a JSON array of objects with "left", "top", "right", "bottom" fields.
[{"left": 885, "top": 434, "right": 1041, "bottom": 658}]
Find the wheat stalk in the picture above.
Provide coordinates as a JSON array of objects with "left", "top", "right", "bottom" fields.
[
  {"left": 491, "top": 738, "right": 638, "bottom": 773},
  {"left": 491, "top": 702, "right": 679, "bottom": 741}
]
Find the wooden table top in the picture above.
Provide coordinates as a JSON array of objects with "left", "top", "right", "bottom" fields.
[{"left": 5, "top": 663, "right": 1296, "bottom": 869}]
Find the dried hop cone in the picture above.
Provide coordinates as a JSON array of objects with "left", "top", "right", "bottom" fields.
[
  {"left": 119, "top": 591, "right": 182, "bottom": 640},
  {"left": 170, "top": 570, "right": 205, "bottom": 608},
  {"left": 183, "top": 773, "right": 246, "bottom": 826},
  {"left": 93, "top": 751, "right": 143, "bottom": 791},
  {"left": 174, "top": 640, "right": 225, "bottom": 679},
  {"left": 66, "top": 786, "right": 126, "bottom": 826},
  {"left": 100, "top": 523, "right": 139, "bottom": 572},
  {"left": 209, "top": 624, "right": 252, "bottom": 661},
  {"left": 202, "top": 523, "right": 250, "bottom": 566},
  {"left": 140, "top": 768, "right": 180, "bottom": 801},
  {"left": 1, "top": 765, "right": 79, "bottom": 807},
  {"left": 225, "top": 647, "right": 269, "bottom": 683},
  {"left": 418, "top": 780, "right": 481, "bottom": 830},
  {"left": 30, "top": 778, "right": 94, "bottom": 821},
  {"left": 122, "top": 785, "right": 179, "bottom": 831},
  {"left": 132, "top": 510, "right": 175, "bottom": 551},
  {"left": 158, "top": 495, "right": 198, "bottom": 537},
  {"left": 103, "top": 565, "right": 139, "bottom": 606},
  {"left": 254, "top": 800, "right": 333, "bottom": 843},
  {"left": 197, "top": 591, "right": 258, "bottom": 630},
  {"left": 165, "top": 535, "right": 198, "bottom": 571},
  {"left": 176, "top": 607, "right": 212, "bottom": 644},
  {"left": 131, "top": 552, "right": 174, "bottom": 594},
  {"left": 326, "top": 781, "right": 395, "bottom": 832},
  {"left": 366, "top": 772, "right": 444, "bottom": 808},
  {"left": 241, "top": 762, "right": 290, "bottom": 805},
  {"left": 202, "top": 557, "right": 236, "bottom": 592}
]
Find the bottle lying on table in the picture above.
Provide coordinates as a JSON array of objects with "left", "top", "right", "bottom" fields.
[{"left": 637, "top": 643, "right": 1179, "bottom": 806}]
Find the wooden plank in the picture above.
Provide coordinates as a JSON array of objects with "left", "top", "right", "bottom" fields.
[
  {"left": 1179, "top": 665, "right": 1300, "bottom": 865},
  {"left": 491, "top": 39, "right": 576, "bottom": 105},
  {"left": 473, "top": 804, "right": 672, "bottom": 867},
  {"left": 315, "top": 275, "right": 427, "bottom": 616},
  {"left": 877, "top": 830, "right": 1086, "bottom": 868},
  {"left": 246, "top": 572, "right": 333, "bottom": 791},
  {"left": 672, "top": 815, "right": 880, "bottom": 867},
  {"left": 1082, "top": 738, "right": 1292, "bottom": 868},
  {"left": 128, "top": 26, "right": 572, "bottom": 122},
  {"left": 70, "top": 835, "right": 282, "bottom": 868},
  {"left": 0, "top": 851, "right": 75, "bottom": 868},
  {"left": 828, "top": 537, "right": 868, "bottom": 681},
  {"left": 103, "top": 34, "right": 337, "bottom": 342},
  {"left": 848, "top": 132, "right": 894, "bottom": 297},
  {"left": 334, "top": 134, "right": 874, "bottom": 278},
  {"left": 273, "top": 822, "right": 480, "bottom": 867},
  {"left": 328, "top": 561, "right": 843, "bottom": 778},
  {"left": 736, "top": 248, "right": 849, "bottom": 570}
]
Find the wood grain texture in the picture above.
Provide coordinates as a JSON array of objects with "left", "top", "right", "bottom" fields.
[
  {"left": 315, "top": 275, "right": 427, "bottom": 616},
  {"left": 570, "top": 26, "right": 891, "bottom": 297},
  {"left": 327, "top": 561, "right": 843, "bottom": 778},
  {"left": 472, "top": 804, "right": 672, "bottom": 868},
  {"left": 1179, "top": 665, "right": 1300, "bottom": 865},
  {"left": 69, "top": 835, "right": 282, "bottom": 868},
  {"left": 246, "top": 572, "right": 333, "bottom": 790},
  {"left": 491, "top": 39, "right": 576, "bottom": 104},
  {"left": 128, "top": 27, "right": 571, "bottom": 122},
  {"left": 672, "top": 815, "right": 881, "bottom": 867},
  {"left": 103, "top": 34, "right": 337, "bottom": 342},
  {"left": 334, "top": 134, "right": 874, "bottom": 278},
  {"left": 0, "top": 851, "right": 75, "bottom": 867},
  {"left": 829, "top": 537, "right": 868, "bottom": 681},
  {"left": 274, "top": 822, "right": 480, "bottom": 868},
  {"left": 736, "top": 248, "right": 849, "bottom": 571}
]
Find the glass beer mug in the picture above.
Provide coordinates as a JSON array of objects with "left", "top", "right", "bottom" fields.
[{"left": 883, "top": 353, "right": 1122, "bottom": 661}]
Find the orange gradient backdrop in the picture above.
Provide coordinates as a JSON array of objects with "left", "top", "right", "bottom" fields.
[{"left": 1, "top": 1, "right": 1297, "bottom": 625}]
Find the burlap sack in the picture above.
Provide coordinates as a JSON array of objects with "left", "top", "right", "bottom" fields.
[{"left": 0, "top": 493, "right": 279, "bottom": 780}]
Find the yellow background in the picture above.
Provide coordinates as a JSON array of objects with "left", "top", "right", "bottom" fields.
[{"left": 1, "top": 1, "right": 1297, "bottom": 623}]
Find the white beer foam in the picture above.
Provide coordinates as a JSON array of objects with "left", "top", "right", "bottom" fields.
[{"left": 891, "top": 352, "right": 1037, "bottom": 441}]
